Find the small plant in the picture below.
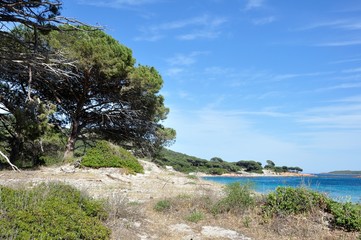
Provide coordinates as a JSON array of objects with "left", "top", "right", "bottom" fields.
[
  {"left": 154, "top": 199, "right": 171, "bottom": 212},
  {"left": 212, "top": 182, "right": 255, "bottom": 215},
  {"left": 187, "top": 174, "right": 198, "bottom": 180},
  {"left": 186, "top": 211, "right": 204, "bottom": 223},
  {"left": 82, "top": 140, "right": 144, "bottom": 174},
  {"left": 243, "top": 216, "right": 252, "bottom": 227}
]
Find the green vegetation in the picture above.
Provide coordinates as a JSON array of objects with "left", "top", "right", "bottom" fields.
[
  {"left": 328, "top": 201, "right": 361, "bottom": 232},
  {"left": 235, "top": 160, "right": 263, "bottom": 174},
  {"left": 154, "top": 183, "right": 361, "bottom": 234},
  {"left": 155, "top": 149, "right": 303, "bottom": 175},
  {"left": 186, "top": 211, "right": 204, "bottom": 223},
  {"left": 0, "top": 183, "right": 110, "bottom": 239},
  {"left": 82, "top": 140, "right": 144, "bottom": 174},
  {"left": 155, "top": 149, "right": 241, "bottom": 174},
  {"left": 263, "top": 186, "right": 361, "bottom": 232},
  {"left": 212, "top": 182, "right": 255, "bottom": 214},
  {"left": 263, "top": 187, "right": 329, "bottom": 216},
  {"left": 154, "top": 199, "right": 172, "bottom": 212},
  {"left": 0, "top": 1, "right": 175, "bottom": 169}
]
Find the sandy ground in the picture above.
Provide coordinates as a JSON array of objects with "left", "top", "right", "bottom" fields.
[
  {"left": 0, "top": 160, "right": 221, "bottom": 201},
  {"left": 0, "top": 160, "right": 252, "bottom": 239}
]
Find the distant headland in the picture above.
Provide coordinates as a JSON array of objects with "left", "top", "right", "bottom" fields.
[{"left": 327, "top": 170, "right": 361, "bottom": 175}]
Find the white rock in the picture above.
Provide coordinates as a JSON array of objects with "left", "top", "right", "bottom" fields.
[{"left": 201, "top": 226, "right": 251, "bottom": 240}]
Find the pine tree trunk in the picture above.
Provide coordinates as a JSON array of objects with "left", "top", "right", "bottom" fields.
[{"left": 63, "top": 120, "right": 79, "bottom": 161}]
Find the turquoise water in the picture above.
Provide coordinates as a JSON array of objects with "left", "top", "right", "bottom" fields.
[{"left": 202, "top": 174, "right": 361, "bottom": 203}]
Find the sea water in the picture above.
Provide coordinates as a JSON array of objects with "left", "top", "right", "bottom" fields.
[{"left": 202, "top": 174, "right": 361, "bottom": 203}]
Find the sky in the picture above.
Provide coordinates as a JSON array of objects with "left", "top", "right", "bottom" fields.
[{"left": 61, "top": 0, "right": 361, "bottom": 173}]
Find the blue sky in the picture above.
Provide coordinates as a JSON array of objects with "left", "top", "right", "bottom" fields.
[{"left": 61, "top": 0, "right": 361, "bottom": 173}]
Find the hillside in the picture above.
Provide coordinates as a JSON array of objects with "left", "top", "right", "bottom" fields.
[
  {"left": 154, "top": 148, "right": 240, "bottom": 174},
  {"left": 154, "top": 148, "right": 304, "bottom": 175}
]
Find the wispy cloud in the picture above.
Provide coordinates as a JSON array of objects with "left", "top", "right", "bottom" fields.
[
  {"left": 244, "top": 0, "right": 265, "bottom": 11},
  {"left": 316, "top": 40, "right": 361, "bottom": 47},
  {"left": 329, "top": 95, "right": 361, "bottom": 103},
  {"left": 77, "top": 0, "right": 158, "bottom": 8},
  {"left": 299, "top": 115, "right": 361, "bottom": 129},
  {"left": 342, "top": 67, "right": 361, "bottom": 73},
  {"left": 271, "top": 71, "right": 334, "bottom": 81},
  {"left": 299, "top": 19, "right": 361, "bottom": 31},
  {"left": 135, "top": 15, "right": 227, "bottom": 41},
  {"left": 297, "top": 100, "right": 361, "bottom": 130},
  {"left": 166, "top": 51, "right": 208, "bottom": 66},
  {"left": 314, "top": 82, "right": 361, "bottom": 92},
  {"left": 329, "top": 58, "right": 361, "bottom": 64},
  {"left": 252, "top": 16, "right": 275, "bottom": 25},
  {"left": 165, "top": 68, "right": 184, "bottom": 77}
]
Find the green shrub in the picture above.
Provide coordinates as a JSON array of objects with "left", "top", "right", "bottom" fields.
[
  {"left": 212, "top": 182, "right": 255, "bottom": 214},
  {"left": 186, "top": 211, "right": 204, "bottom": 223},
  {"left": 328, "top": 201, "right": 361, "bottom": 232},
  {"left": 82, "top": 140, "right": 144, "bottom": 174},
  {"left": 0, "top": 183, "right": 110, "bottom": 239},
  {"left": 207, "top": 168, "right": 225, "bottom": 175},
  {"left": 263, "top": 186, "right": 329, "bottom": 217},
  {"left": 154, "top": 199, "right": 171, "bottom": 212},
  {"left": 263, "top": 186, "right": 361, "bottom": 232}
]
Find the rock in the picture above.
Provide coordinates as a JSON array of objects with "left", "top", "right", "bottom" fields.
[
  {"left": 169, "top": 223, "right": 194, "bottom": 235},
  {"left": 201, "top": 226, "right": 251, "bottom": 240},
  {"left": 165, "top": 165, "right": 175, "bottom": 171}
]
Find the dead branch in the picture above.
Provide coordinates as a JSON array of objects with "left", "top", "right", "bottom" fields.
[{"left": 0, "top": 150, "right": 20, "bottom": 172}]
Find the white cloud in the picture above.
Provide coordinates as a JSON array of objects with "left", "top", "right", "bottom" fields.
[
  {"left": 77, "top": 0, "right": 158, "bottom": 8},
  {"left": 136, "top": 15, "right": 227, "bottom": 41},
  {"left": 297, "top": 101, "right": 361, "bottom": 130},
  {"left": 177, "top": 30, "right": 221, "bottom": 40},
  {"left": 329, "top": 95, "right": 361, "bottom": 103},
  {"left": 244, "top": 0, "right": 265, "bottom": 10},
  {"left": 316, "top": 40, "right": 361, "bottom": 47},
  {"left": 166, "top": 51, "right": 208, "bottom": 66},
  {"left": 342, "top": 67, "right": 361, "bottom": 73},
  {"left": 315, "top": 82, "right": 361, "bottom": 91},
  {"left": 165, "top": 68, "right": 184, "bottom": 77},
  {"left": 329, "top": 58, "right": 361, "bottom": 64},
  {"left": 299, "top": 19, "right": 361, "bottom": 31},
  {"left": 252, "top": 16, "right": 275, "bottom": 25}
]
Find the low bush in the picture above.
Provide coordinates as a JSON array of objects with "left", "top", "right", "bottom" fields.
[
  {"left": 212, "top": 182, "right": 255, "bottom": 215},
  {"left": 82, "top": 140, "right": 144, "bottom": 174},
  {"left": 0, "top": 182, "right": 110, "bottom": 239},
  {"left": 263, "top": 186, "right": 361, "bottom": 232},
  {"left": 328, "top": 201, "right": 361, "bottom": 232},
  {"left": 263, "top": 186, "right": 329, "bottom": 217}
]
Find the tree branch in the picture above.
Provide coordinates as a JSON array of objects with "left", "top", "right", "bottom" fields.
[{"left": 0, "top": 150, "right": 20, "bottom": 172}]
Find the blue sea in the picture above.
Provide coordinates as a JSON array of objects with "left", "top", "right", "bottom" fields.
[{"left": 202, "top": 174, "right": 361, "bottom": 203}]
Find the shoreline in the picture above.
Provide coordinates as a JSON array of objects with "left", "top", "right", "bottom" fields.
[{"left": 197, "top": 171, "right": 315, "bottom": 178}]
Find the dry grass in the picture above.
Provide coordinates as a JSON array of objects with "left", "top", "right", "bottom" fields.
[
  {"left": 143, "top": 187, "right": 359, "bottom": 240},
  {"left": 104, "top": 193, "right": 145, "bottom": 240}
]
